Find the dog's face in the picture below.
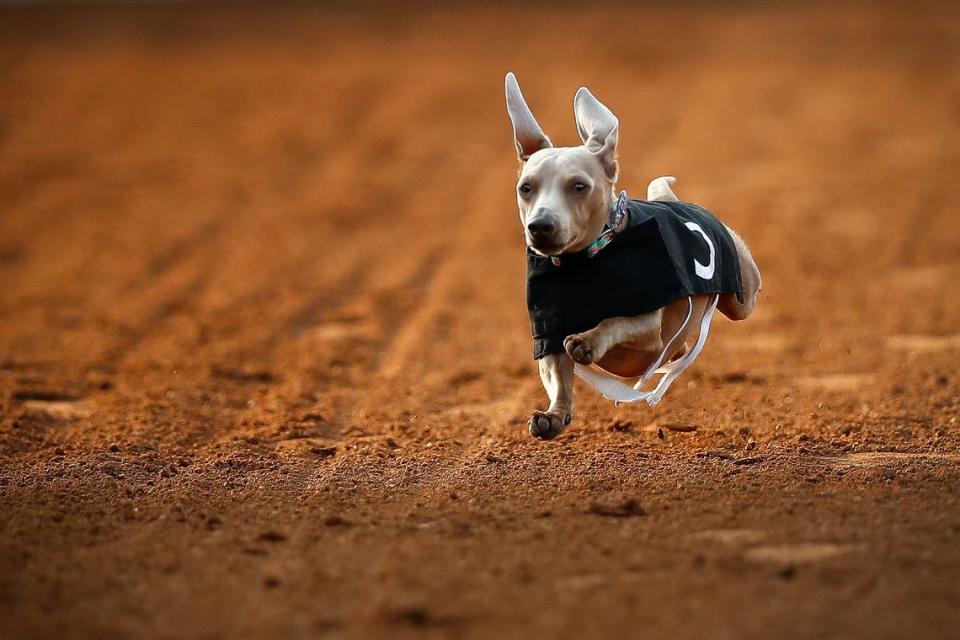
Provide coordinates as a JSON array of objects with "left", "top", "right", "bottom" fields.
[
  {"left": 515, "top": 147, "right": 614, "bottom": 255},
  {"left": 505, "top": 73, "right": 620, "bottom": 256}
]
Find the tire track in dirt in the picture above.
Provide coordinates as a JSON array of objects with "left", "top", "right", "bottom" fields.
[
  {"left": 365, "top": 162, "right": 541, "bottom": 436},
  {"left": 375, "top": 170, "right": 505, "bottom": 381},
  {"left": 93, "top": 69, "right": 502, "bottom": 441},
  {"left": 200, "top": 71, "right": 513, "bottom": 386},
  {"left": 0, "top": 44, "right": 406, "bottom": 377},
  {"left": 375, "top": 253, "right": 455, "bottom": 381},
  {"left": 91, "top": 75, "right": 404, "bottom": 372},
  {"left": 361, "top": 246, "right": 448, "bottom": 365},
  {"left": 125, "top": 217, "right": 229, "bottom": 292}
]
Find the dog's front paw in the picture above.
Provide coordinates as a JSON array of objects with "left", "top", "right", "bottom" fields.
[
  {"left": 563, "top": 334, "right": 595, "bottom": 365},
  {"left": 528, "top": 410, "right": 571, "bottom": 440}
]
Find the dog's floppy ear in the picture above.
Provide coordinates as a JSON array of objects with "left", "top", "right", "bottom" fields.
[
  {"left": 573, "top": 86, "right": 619, "bottom": 180},
  {"left": 505, "top": 72, "right": 553, "bottom": 161}
]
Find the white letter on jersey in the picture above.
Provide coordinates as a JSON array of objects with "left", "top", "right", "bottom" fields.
[{"left": 684, "top": 222, "right": 715, "bottom": 280}]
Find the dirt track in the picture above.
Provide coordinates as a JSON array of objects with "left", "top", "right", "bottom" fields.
[{"left": 1, "top": 2, "right": 960, "bottom": 638}]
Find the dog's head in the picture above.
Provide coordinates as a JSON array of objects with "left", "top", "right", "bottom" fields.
[{"left": 505, "top": 72, "right": 620, "bottom": 256}]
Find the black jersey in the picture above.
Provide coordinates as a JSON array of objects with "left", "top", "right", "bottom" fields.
[{"left": 526, "top": 199, "right": 743, "bottom": 359}]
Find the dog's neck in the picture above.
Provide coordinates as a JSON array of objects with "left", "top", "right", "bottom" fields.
[
  {"left": 549, "top": 191, "right": 629, "bottom": 266},
  {"left": 564, "top": 188, "right": 622, "bottom": 254}
]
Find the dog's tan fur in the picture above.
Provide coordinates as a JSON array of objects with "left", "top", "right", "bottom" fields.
[{"left": 505, "top": 73, "right": 761, "bottom": 440}]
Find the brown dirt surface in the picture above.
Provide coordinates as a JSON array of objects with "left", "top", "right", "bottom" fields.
[{"left": 2, "top": 2, "right": 960, "bottom": 638}]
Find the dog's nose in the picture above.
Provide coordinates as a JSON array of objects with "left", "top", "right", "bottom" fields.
[{"left": 527, "top": 217, "right": 557, "bottom": 239}]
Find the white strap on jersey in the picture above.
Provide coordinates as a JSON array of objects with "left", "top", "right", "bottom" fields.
[{"left": 572, "top": 294, "right": 720, "bottom": 406}]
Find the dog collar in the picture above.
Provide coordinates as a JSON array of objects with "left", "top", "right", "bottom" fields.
[{"left": 550, "top": 191, "right": 629, "bottom": 266}]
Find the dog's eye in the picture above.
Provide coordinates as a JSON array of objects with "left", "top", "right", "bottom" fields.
[
  {"left": 572, "top": 182, "right": 588, "bottom": 193},
  {"left": 518, "top": 183, "right": 533, "bottom": 197}
]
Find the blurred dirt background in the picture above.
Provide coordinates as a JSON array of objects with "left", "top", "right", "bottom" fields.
[{"left": 1, "top": 1, "right": 960, "bottom": 638}]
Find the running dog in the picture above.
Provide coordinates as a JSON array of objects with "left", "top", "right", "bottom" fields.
[{"left": 504, "top": 72, "right": 761, "bottom": 440}]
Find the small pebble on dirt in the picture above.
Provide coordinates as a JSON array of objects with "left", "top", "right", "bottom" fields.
[
  {"left": 387, "top": 607, "right": 430, "bottom": 627},
  {"left": 588, "top": 499, "right": 646, "bottom": 518},
  {"left": 609, "top": 420, "right": 633, "bottom": 433},
  {"left": 100, "top": 464, "right": 124, "bottom": 479},
  {"left": 257, "top": 531, "right": 287, "bottom": 543},
  {"left": 721, "top": 371, "right": 749, "bottom": 383},
  {"left": 696, "top": 450, "right": 735, "bottom": 460}
]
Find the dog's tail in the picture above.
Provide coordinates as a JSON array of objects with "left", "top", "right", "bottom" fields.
[{"left": 646, "top": 176, "right": 679, "bottom": 202}]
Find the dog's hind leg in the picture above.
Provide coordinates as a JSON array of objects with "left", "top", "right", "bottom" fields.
[
  {"left": 718, "top": 225, "right": 761, "bottom": 320},
  {"left": 529, "top": 352, "right": 575, "bottom": 440}
]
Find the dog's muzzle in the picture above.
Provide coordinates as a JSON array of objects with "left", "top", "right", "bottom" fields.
[{"left": 526, "top": 214, "right": 561, "bottom": 251}]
